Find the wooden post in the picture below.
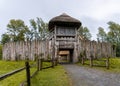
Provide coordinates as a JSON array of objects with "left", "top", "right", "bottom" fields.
[
  {"left": 25, "top": 61, "right": 31, "bottom": 86},
  {"left": 90, "top": 55, "right": 93, "bottom": 67},
  {"left": 106, "top": 57, "right": 109, "bottom": 69},
  {"left": 51, "top": 58, "right": 54, "bottom": 68},
  {"left": 40, "top": 59, "right": 42, "bottom": 70},
  {"left": 55, "top": 58, "right": 58, "bottom": 66},
  {"left": 81, "top": 57, "right": 84, "bottom": 65},
  {"left": 37, "top": 59, "right": 40, "bottom": 71}
]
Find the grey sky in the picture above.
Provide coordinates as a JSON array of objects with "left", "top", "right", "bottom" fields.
[{"left": 0, "top": 0, "right": 120, "bottom": 40}]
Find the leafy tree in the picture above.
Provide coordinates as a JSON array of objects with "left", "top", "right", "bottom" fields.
[
  {"left": 107, "top": 21, "right": 120, "bottom": 44},
  {"left": 107, "top": 21, "right": 120, "bottom": 56},
  {"left": 1, "top": 33, "right": 11, "bottom": 44},
  {"left": 96, "top": 21, "right": 120, "bottom": 57},
  {"left": 7, "top": 19, "right": 29, "bottom": 42},
  {"left": 78, "top": 26, "right": 92, "bottom": 40},
  {"left": 97, "top": 27, "right": 107, "bottom": 42},
  {"left": 29, "top": 17, "right": 49, "bottom": 40}
]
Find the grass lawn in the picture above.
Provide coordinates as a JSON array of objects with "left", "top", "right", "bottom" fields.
[
  {"left": 30, "top": 66, "right": 72, "bottom": 86},
  {"left": 0, "top": 61, "right": 71, "bottom": 86},
  {"left": 78, "top": 57, "right": 120, "bottom": 73}
]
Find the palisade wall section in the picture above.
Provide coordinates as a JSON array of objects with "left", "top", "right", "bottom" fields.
[
  {"left": 78, "top": 39, "right": 115, "bottom": 59},
  {"left": 3, "top": 40, "right": 49, "bottom": 60}
]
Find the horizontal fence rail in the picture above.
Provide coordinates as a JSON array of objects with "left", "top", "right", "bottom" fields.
[
  {"left": 0, "top": 67, "right": 26, "bottom": 81},
  {"left": 0, "top": 58, "right": 58, "bottom": 86}
]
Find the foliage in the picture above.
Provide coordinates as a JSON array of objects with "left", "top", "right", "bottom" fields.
[
  {"left": 6, "top": 19, "right": 29, "bottom": 42},
  {"left": 97, "top": 27, "right": 107, "bottom": 42},
  {"left": 78, "top": 26, "right": 92, "bottom": 40},
  {"left": 29, "top": 17, "right": 49, "bottom": 40},
  {"left": 0, "top": 45, "right": 2, "bottom": 60},
  {"left": 1, "top": 34, "right": 11, "bottom": 44},
  {"left": 97, "top": 21, "right": 120, "bottom": 57},
  {"left": 1, "top": 18, "right": 49, "bottom": 44}
]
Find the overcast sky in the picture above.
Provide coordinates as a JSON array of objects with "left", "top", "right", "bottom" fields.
[{"left": 1, "top": 0, "right": 120, "bottom": 40}]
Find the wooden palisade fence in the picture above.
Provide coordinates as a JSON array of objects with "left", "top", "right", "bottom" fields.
[
  {"left": 78, "top": 39, "right": 113, "bottom": 69},
  {"left": 3, "top": 39, "right": 115, "bottom": 61}
]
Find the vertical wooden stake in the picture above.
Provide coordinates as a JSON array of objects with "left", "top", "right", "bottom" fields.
[
  {"left": 106, "top": 57, "right": 109, "bottom": 69},
  {"left": 82, "top": 57, "right": 84, "bottom": 65},
  {"left": 37, "top": 59, "right": 40, "bottom": 71},
  {"left": 25, "top": 61, "right": 31, "bottom": 86},
  {"left": 40, "top": 59, "right": 42, "bottom": 70},
  {"left": 51, "top": 58, "right": 54, "bottom": 68},
  {"left": 90, "top": 56, "right": 93, "bottom": 67},
  {"left": 55, "top": 58, "right": 58, "bottom": 66}
]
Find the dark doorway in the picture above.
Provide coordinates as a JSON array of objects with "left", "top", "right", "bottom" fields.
[{"left": 58, "top": 48, "right": 74, "bottom": 63}]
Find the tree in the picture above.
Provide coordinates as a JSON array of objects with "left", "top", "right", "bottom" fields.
[
  {"left": 97, "top": 27, "right": 107, "bottom": 42},
  {"left": 78, "top": 26, "right": 92, "bottom": 40},
  {"left": 107, "top": 21, "right": 120, "bottom": 56},
  {"left": 7, "top": 19, "right": 29, "bottom": 42},
  {"left": 96, "top": 21, "right": 120, "bottom": 57},
  {"left": 1, "top": 33, "right": 10, "bottom": 44},
  {"left": 107, "top": 21, "right": 120, "bottom": 44},
  {"left": 29, "top": 17, "right": 49, "bottom": 40}
]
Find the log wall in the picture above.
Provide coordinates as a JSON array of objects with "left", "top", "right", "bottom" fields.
[
  {"left": 3, "top": 40, "right": 49, "bottom": 60},
  {"left": 2, "top": 39, "right": 115, "bottom": 61},
  {"left": 78, "top": 39, "right": 114, "bottom": 59}
]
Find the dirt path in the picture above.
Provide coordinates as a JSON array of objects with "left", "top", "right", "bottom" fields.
[{"left": 63, "top": 64, "right": 120, "bottom": 86}]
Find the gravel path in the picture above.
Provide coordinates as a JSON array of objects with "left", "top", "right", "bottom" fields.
[{"left": 63, "top": 64, "right": 120, "bottom": 86}]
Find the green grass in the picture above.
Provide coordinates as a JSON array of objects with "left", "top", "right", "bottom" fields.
[
  {"left": 78, "top": 57, "right": 120, "bottom": 73},
  {"left": 0, "top": 61, "right": 34, "bottom": 75},
  {"left": 0, "top": 61, "right": 36, "bottom": 86},
  {"left": 30, "top": 65, "right": 72, "bottom": 86},
  {"left": 0, "top": 61, "right": 71, "bottom": 86}
]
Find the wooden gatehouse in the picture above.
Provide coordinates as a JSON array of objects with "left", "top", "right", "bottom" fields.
[{"left": 48, "top": 13, "right": 81, "bottom": 63}]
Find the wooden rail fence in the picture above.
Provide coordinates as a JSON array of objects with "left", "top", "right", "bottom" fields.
[{"left": 0, "top": 58, "right": 58, "bottom": 86}]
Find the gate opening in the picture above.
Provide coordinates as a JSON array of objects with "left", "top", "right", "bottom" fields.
[{"left": 58, "top": 49, "right": 73, "bottom": 63}]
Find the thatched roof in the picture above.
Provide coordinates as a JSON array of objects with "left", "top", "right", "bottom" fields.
[{"left": 49, "top": 13, "right": 82, "bottom": 30}]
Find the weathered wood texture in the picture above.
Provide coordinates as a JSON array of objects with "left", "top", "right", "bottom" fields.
[
  {"left": 78, "top": 39, "right": 114, "bottom": 59},
  {"left": 3, "top": 40, "right": 49, "bottom": 60},
  {"left": 3, "top": 39, "right": 114, "bottom": 61}
]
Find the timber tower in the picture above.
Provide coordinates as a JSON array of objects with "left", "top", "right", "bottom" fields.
[{"left": 49, "top": 13, "right": 81, "bottom": 63}]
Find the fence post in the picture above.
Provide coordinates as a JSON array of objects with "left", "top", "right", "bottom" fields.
[
  {"left": 51, "top": 58, "right": 54, "bottom": 68},
  {"left": 106, "top": 57, "right": 109, "bottom": 69},
  {"left": 40, "top": 59, "right": 43, "bottom": 70},
  {"left": 90, "top": 55, "right": 93, "bottom": 67},
  {"left": 81, "top": 57, "right": 84, "bottom": 65},
  {"left": 37, "top": 59, "right": 40, "bottom": 71},
  {"left": 25, "top": 61, "right": 31, "bottom": 86},
  {"left": 54, "top": 58, "right": 58, "bottom": 66}
]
